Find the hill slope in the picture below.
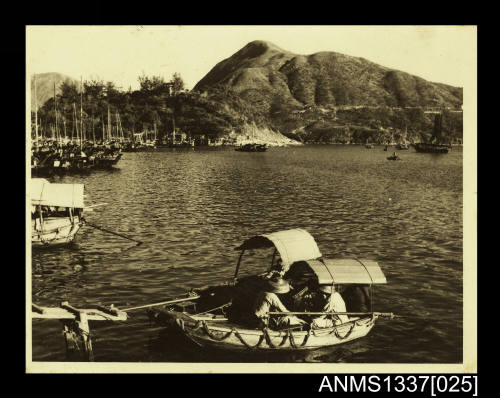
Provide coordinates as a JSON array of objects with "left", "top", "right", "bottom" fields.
[
  {"left": 31, "top": 72, "right": 79, "bottom": 110},
  {"left": 194, "top": 41, "right": 463, "bottom": 143},
  {"left": 195, "top": 40, "right": 462, "bottom": 109}
]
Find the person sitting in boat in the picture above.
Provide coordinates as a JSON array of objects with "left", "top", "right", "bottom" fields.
[
  {"left": 264, "top": 258, "right": 286, "bottom": 279},
  {"left": 253, "top": 276, "right": 307, "bottom": 329},
  {"left": 309, "top": 284, "right": 349, "bottom": 328}
]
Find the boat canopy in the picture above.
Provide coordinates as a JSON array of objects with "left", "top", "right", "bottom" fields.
[
  {"left": 304, "top": 259, "right": 387, "bottom": 285},
  {"left": 30, "top": 178, "right": 84, "bottom": 209},
  {"left": 235, "top": 229, "right": 322, "bottom": 271}
]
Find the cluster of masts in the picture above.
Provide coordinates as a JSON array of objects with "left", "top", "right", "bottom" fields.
[
  {"left": 33, "top": 76, "right": 127, "bottom": 151},
  {"left": 32, "top": 77, "right": 195, "bottom": 154},
  {"left": 31, "top": 77, "right": 127, "bottom": 176}
]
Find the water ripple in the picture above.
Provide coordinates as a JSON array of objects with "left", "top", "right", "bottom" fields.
[{"left": 31, "top": 145, "right": 463, "bottom": 363}]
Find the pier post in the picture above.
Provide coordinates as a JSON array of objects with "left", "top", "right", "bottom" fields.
[
  {"left": 60, "top": 302, "right": 95, "bottom": 361},
  {"left": 77, "top": 312, "right": 94, "bottom": 361}
]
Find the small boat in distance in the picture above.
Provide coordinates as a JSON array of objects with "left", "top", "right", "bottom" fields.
[
  {"left": 387, "top": 152, "right": 401, "bottom": 161},
  {"left": 414, "top": 142, "right": 450, "bottom": 154},
  {"left": 93, "top": 142, "right": 123, "bottom": 169},
  {"left": 235, "top": 143, "right": 267, "bottom": 152},
  {"left": 148, "top": 229, "right": 394, "bottom": 352},
  {"left": 31, "top": 178, "right": 85, "bottom": 247},
  {"left": 365, "top": 144, "right": 374, "bottom": 149},
  {"left": 235, "top": 127, "right": 267, "bottom": 152}
]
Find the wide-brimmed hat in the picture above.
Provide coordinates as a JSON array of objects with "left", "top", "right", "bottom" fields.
[
  {"left": 266, "top": 277, "right": 290, "bottom": 294},
  {"left": 318, "top": 284, "right": 334, "bottom": 294}
]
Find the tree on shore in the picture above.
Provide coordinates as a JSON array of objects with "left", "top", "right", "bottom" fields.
[{"left": 33, "top": 72, "right": 273, "bottom": 142}]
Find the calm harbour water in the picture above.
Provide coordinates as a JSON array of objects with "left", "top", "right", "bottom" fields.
[{"left": 31, "top": 145, "right": 463, "bottom": 363}]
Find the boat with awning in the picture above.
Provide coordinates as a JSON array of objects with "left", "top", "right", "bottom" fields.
[
  {"left": 148, "top": 229, "right": 395, "bottom": 351},
  {"left": 31, "top": 178, "right": 85, "bottom": 247}
]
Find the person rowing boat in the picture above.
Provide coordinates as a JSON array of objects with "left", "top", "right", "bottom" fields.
[{"left": 253, "top": 277, "right": 307, "bottom": 329}]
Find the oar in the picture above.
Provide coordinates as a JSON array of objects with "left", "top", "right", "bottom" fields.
[
  {"left": 122, "top": 295, "right": 201, "bottom": 312},
  {"left": 268, "top": 311, "right": 399, "bottom": 318},
  {"left": 82, "top": 218, "right": 143, "bottom": 245}
]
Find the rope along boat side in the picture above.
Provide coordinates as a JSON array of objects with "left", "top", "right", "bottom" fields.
[{"left": 149, "top": 229, "right": 395, "bottom": 351}]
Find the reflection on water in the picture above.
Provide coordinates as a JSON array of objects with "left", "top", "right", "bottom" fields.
[{"left": 31, "top": 145, "right": 463, "bottom": 363}]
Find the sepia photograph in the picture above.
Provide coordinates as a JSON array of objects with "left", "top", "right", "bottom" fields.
[{"left": 26, "top": 25, "right": 477, "bottom": 374}]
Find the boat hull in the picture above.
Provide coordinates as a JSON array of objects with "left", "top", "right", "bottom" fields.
[
  {"left": 94, "top": 153, "right": 122, "bottom": 169},
  {"left": 162, "top": 311, "right": 377, "bottom": 351},
  {"left": 32, "top": 217, "right": 82, "bottom": 247},
  {"left": 414, "top": 143, "right": 450, "bottom": 154},
  {"left": 235, "top": 143, "right": 267, "bottom": 152}
]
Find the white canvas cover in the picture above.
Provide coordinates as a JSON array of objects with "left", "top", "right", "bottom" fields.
[
  {"left": 30, "top": 178, "right": 84, "bottom": 208},
  {"left": 237, "top": 229, "right": 322, "bottom": 270},
  {"left": 306, "top": 259, "right": 387, "bottom": 285}
]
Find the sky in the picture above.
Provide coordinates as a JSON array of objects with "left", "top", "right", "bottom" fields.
[{"left": 26, "top": 25, "right": 476, "bottom": 90}]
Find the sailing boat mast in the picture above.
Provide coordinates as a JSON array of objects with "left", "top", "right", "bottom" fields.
[
  {"left": 54, "top": 81, "right": 58, "bottom": 144},
  {"left": 115, "top": 111, "right": 118, "bottom": 141},
  {"left": 80, "top": 77, "right": 83, "bottom": 152},
  {"left": 116, "top": 112, "right": 124, "bottom": 142},
  {"left": 63, "top": 117, "right": 66, "bottom": 141},
  {"left": 92, "top": 111, "right": 95, "bottom": 143},
  {"left": 432, "top": 112, "right": 443, "bottom": 144},
  {"left": 107, "top": 105, "right": 111, "bottom": 141},
  {"left": 120, "top": 114, "right": 124, "bottom": 141},
  {"left": 34, "top": 75, "right": 38, "bottom": 149},
  {"left": 172, "top": 110, "right": 175, "bottom": 145},
  {"left": 73, "top": 103, "right": 78, "bottom": 143}
]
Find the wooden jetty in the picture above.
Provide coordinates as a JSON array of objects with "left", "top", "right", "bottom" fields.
[{"left": 31, "top": 302, "right": 127, "bottom": 361}]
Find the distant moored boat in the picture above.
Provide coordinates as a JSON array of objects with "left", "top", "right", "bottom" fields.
[
  {"left": 415, "top": 113, "right": 451, "bottom": 154},
  {"left": 235, "top": 143, "right": 267, "bottom": 152}
]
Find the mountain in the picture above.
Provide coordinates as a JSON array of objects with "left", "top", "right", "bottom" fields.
[
  {"left": 194, "top": 41, "right": 463, "bottom": 143},
  {"left": 31, "top": 72, "right": 79, "bottom": 110},
  {"left": 195, "top": 40, "right": 462, "bottom": 109}
]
